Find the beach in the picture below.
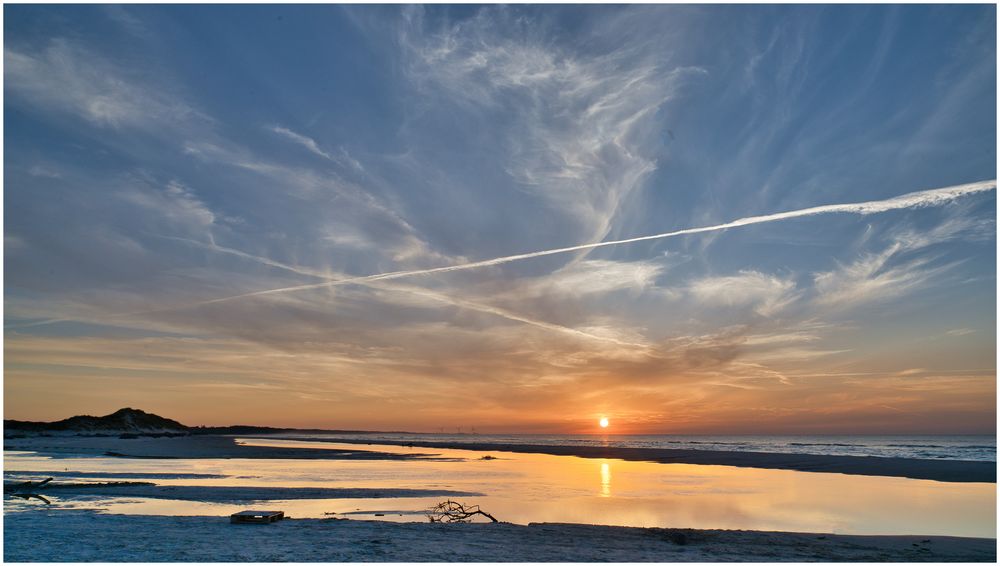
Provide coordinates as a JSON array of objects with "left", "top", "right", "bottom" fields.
[
  {"left": 4, "top": 434, "right": 997, "bottom": 561},
  {"left": 286, "top": 436, "right": 998, "bottom": 483},
  {"left": 5, "top": 3, "right": 997, "bottom": 563},
  {"left": 4, "top": 510, "right": 996, "bottom": 562},
  {"left": 6, "top": 433, "right": 994, "bottom": 482}
]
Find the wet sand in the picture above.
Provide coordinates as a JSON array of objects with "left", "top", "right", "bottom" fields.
[
  {"left": 5, "top": 482, "right": 479, "bottom": 503},
  {"left": 318, "top": 437, "right": 997, "bottom": 483},
  {"left": 3, "top": 434, "right": 448, "bottom": 461},
  {"left": 4, "top": 435, "right": 996, "bottom": 560},
  {"left": 6, "top": 434, "right": 994, "bottom": 482},
  {"left": 4, "top": 510, "right": 996, "bottom": 562}
]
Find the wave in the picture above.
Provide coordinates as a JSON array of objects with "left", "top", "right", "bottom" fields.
[
  {"left": 323, "top": 433, "right": 997, "bottom": 462},
  {"left": 787, "top": 442, "right": 863, "bottom": 447}
]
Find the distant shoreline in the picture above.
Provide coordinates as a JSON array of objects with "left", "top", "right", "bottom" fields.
[
  {"left": 4, "top": 432, "right": 995, "bottom": 483},
  {"left": 313, "top": 437, "right": 997, "bottom": 483}
]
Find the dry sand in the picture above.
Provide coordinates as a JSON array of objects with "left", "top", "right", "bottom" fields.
[{"left": 3, "top": 509, "right": 996, "bottom": 562}]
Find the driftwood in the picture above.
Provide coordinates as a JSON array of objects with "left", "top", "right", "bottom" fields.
[
  {"left": 426, "top": 500, "right": 498, "bottom": 523},
  {"left": 9, "top": 492, "right": 51, "bottom": 504},
  {"left": 5, "top": 477, "right": 53, "bottom": 505},
  {"left": 8, "top": 477, "right": 53, "bottom": 491}
]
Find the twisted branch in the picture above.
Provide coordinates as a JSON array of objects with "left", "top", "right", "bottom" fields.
[{"left": 426, "top": 500, "right": 498, "bottom": 523}]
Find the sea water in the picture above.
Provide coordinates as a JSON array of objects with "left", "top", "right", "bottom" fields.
[
  {"left": 297, "top": 433, "right": 997, "bottom": 461},
  {"left": 4, "top": 438, "right": 996, "bottom": 538}
]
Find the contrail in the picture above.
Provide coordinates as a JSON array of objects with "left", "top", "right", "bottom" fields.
[
  {"left": 156, "top": 235, "right": 335, "bottom": 279},
  {"left": 12, "top": 178, "right": 995, "bottom": 329},
  {"left": 158, "top": 235, "right": 647, "bottom": 347},
  {"left": 183, "top": 179, "right": 995, "bottom": 307}
]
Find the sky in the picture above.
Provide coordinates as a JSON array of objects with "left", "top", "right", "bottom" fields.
[{"left": 4, "top": 4, "right": 997, "bottom": 434}]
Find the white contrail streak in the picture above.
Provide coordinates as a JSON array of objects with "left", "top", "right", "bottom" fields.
[
  {"left": 12, "top": 178, "right": 994, "bottom": 330},
  {"left": 186, "top": 179, "right": 996, "bottom": 307},
  {"left": 156, "top": 235, "right": 335, "bottom": 279},
  {"left": 153, "top": 236, "right": 649, "bottom": 347}
]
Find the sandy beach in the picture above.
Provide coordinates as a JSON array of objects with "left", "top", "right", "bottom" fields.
[
  {"left": 318, "top": 437, "right": 997, "bottom": 483},
  {"left": 11, "top": 482, "right": 480, "bottom": 502},
  {"left": 6, "top": 1, "right": 998, "bottom": 562},
  {"left": 5, "top": 434, "right": 997, "bottom": 561},
  {"left": 7, "top": 433, "right": 992, "bottom": 483},
  {"left": 3, "top": 434, "right": 451, "bottom": 461},
  {"left": 4, "top": 509, "right": 996, "bottom": 562}
]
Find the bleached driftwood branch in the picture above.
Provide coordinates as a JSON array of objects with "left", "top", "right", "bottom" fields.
[{"left": 426, "top": 500, "right": 498, "bottom": 523}]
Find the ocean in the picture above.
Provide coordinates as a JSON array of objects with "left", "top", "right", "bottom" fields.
[{"left": 321, "top": 433, "right": 996, "bottom": 461}]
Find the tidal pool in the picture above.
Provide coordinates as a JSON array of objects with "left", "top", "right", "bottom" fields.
[{"left": 4, "top": 438, "right": 995, "bottom": 538}]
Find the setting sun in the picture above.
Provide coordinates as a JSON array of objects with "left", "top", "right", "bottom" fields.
[{"left": 1, "top": 4, "right": 996, "bottom": 561}]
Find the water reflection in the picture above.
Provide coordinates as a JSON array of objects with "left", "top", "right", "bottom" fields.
[
  {"left": 4, "top": 438, "right": 996, "bottom": 538},
  {"left": 599, "top": 461, "right": 611, "bottom": 497}
]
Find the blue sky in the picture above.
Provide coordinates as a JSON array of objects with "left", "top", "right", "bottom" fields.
[{"left": 4, "top": 5, "right": 996, "bottom": 432}]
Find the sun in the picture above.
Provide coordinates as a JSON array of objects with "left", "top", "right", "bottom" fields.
[{"left": 599, "top": 417, "right": 609, "bottom": 428}]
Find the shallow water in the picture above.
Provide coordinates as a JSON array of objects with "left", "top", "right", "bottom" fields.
[
  {"left": 318, "top": 433, "right": 998, "bottom": 461},
  {"left": 4, "top": 439, "right": 996, "bottom": 538}
]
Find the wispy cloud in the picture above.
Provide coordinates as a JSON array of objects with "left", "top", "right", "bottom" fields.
[
  {"left": 150, "top": 179, "right": 995, "bottom": 309},
  {"left": 27, "top": 165, "right": 63, "bottom": 179},
  {"left": 269, "top": 125, "right": 334, "bottom": 161},
  {"left": 5, "top": 39, "right": 201, "bottom": 130},
  {"left": 269, "top": 125, "right": 365, "bottom": 172},
  {"left": 4, "top": 6, "right": 995, "bottom": 432},
  {"left": 813, "top": 207, "right": 994, "bottom": 308},
  {"left": 688, "top": 270, "right": 799, "bottom": 316},
  {"left": 504, "top": 259, "right": 667, "bottom": 300},
  {"left": 813, "top": 245, "right": 947, "bottom": 307},
  {"left": 119, "top": 180, "right": 217, "bottom": 234},
  {"left": 399, "top": 6, "right": 705, "bottom": 244},
  {"left": 946, "top": 328, "right": 975, "bottom": 337},
  {"left": 155, "top": 235, "right": 645, "bottom": 348}
]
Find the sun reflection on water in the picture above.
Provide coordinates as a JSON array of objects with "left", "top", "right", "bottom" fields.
[
  {"left": 600, "top": 461, "right": 611, "bottom": 497},
  {"left": 4, "top": 438, "right": 996, "bottom": 538}
]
